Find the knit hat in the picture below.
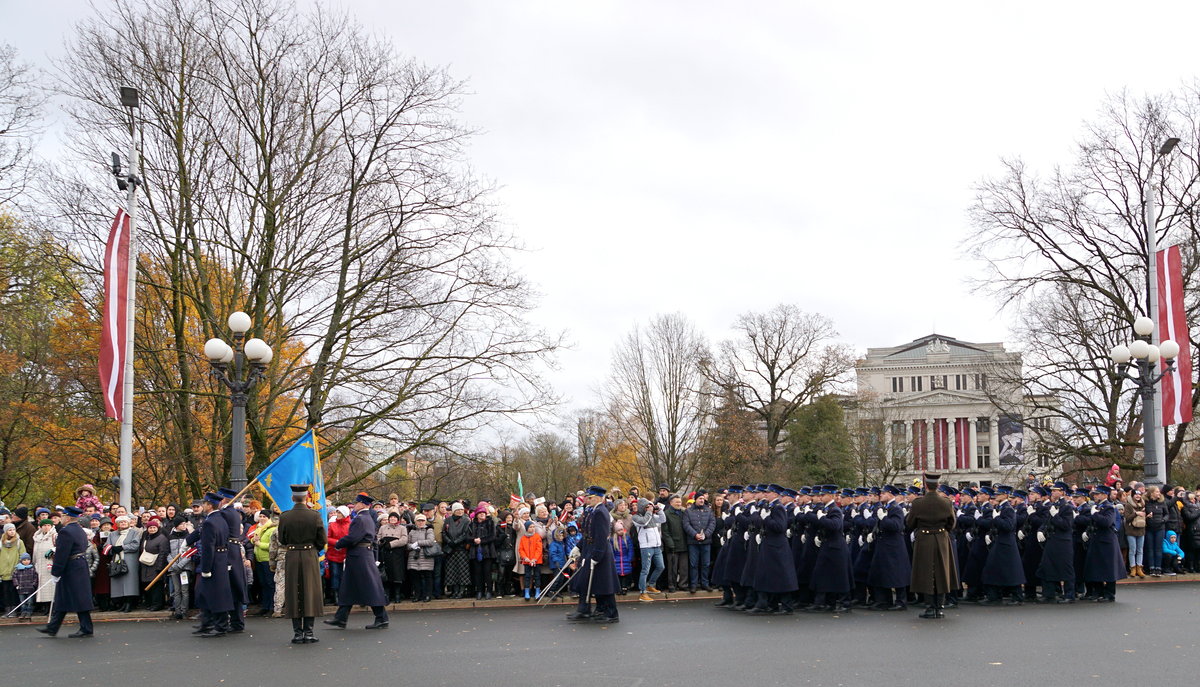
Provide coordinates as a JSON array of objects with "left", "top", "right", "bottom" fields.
[
  {"left": 2, "top": 523, "right": 13, "bottom": 533},
  {"left": 19, "top": 552, "right": 30, "bottom": 561},
  {"left": 12, "top": 506, "right": 26, "bottom": 520},
  {"left": 39, "top": 518, "right": 53, "bottom": 526},
  {"left": 75, "top": 484, "right": 97, "bottom": 499},
  {"left": 145, "top": 518, "right": 162, "bottom": 529},
  {"left": 336, "top": 505, "right": 351, "bottom": 518}
]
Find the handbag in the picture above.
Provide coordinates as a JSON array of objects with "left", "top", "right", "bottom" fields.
[
  {"left": 139, "top": 550, "right": 159, "bottom": 566},
  {"left": 1132, "top": 515, "right": 1146, "bottom": 529},
  {"left": 425, "top": 541, "right": 443, "bottom": 558},
  {"left": 109, "top": 555, "right": 129, "bottom": 578}
]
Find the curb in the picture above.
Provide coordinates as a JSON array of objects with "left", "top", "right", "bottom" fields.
[{"left": 2, "top": 575, "right": 1195, "bottom": 627}]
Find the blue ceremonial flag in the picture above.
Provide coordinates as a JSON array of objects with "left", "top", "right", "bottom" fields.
[{"left": 255, "top": 428, "right": 328, "bottom": 526}]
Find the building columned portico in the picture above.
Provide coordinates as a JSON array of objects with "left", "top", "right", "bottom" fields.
[{"left": 854, "top": 334, "right": 1053, "bottom": 487}]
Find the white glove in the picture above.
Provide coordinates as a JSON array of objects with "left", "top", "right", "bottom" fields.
[
  {"left": 876, "top": 508, "right": 886, "bottom": 520},
  {"left": 1017, "top": 531, "right": 1025, "bottom": 541},
  {"left": 817, "top": 510, "right": 825, "bottom": 519},
  {"left": 909, "top": 532, "right": 915, "bottom": 543},
  {"left": 864, "top": 509, "right": 875, "bottom": 520},
  {"left": 201, "top": 572, "right": 212, "bottom": 578},
  {"left": 743, "top": 531, "right": 749, "bottom": 541},
  {"left": 1082, "top": 532, "right": 1089, "bottom": 543},
  {"left": 845, "top": 535, "right": 852, "bottom": 545},
  {"left": 800, "top": 534, "right": 807, "bottom": 544},
  {"left": 755, "top": 534, "right": 762, "bottom": 545},
  {"left": 409, "top": 542, "right": 419, "bottom": 550},
  {"left": 569, "top": 546, "right": 580, "bottom": 559},
  {"left": 51, "top": 575, "right": 60, "bottom": 582},
  {"left": 786, "top": 529, "right": 792, "bottom": 538},
  {"left": 1037, "top": 531, "right": 1046, "bottom": 544},
  {"left": 966, "top": 532, "right": 974, "bottom": 543},
  {"left": 985, "top": 535, "right": 993, "bottom": 546},
  {"left": 1049, "top": 506, "right": 1059, "bottom": 517},
  {"left": 974, "top": 510, "right": 982, "bottom": 520},
  {"left": 760, "top": 509, "right": 769, "bottom": 520},
  {"left": 867, "top": 533, "right": 875, "bottom": 543},
  {"left": 857, "top": 536, "right": 864, "bottom": 546},
  {"left": 1027, "top": 506, "right": 1035, "bottom": 515},
  {"left": 814, "top": 537, "right": 822, "bottom": 548}
]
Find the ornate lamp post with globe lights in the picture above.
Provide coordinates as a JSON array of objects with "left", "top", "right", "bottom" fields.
[
  {"left": 203, "top": 311, "right": 273, "bottom": 492},
  {"left": 1109, "top": 316, "right": 1180, "bottom": 487}
]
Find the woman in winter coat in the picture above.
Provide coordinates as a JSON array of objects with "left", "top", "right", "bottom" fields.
[
  {"left": 1123, "top": 492, "right": 1148, "bottom": 577},
  {"left": 108, "top": 515, "right": 142, "bottom": 612},
  {"left": 138, "top": 519, "right": 170, "bottom": 610},
  {"left": 0, "top": 523, "right": 26, "bottom": 613},
  {"left": 496, "top": 512, "right": 517, "bottom": 598},
  {"left": 92, "top": 518, "right": 114, "bottom": 611},
  {"left": 1144, "top": 487, "right": 1169, "bottom": 576},
  {"left": 31, "top": 518, "right": 57, "bottom": 608},
  {"left": 407, "top": 514, "right": 438, "bottom": 602},
  {"left": 441, "top": 503, "right": 473, "bottom": 598},
  {"left": 167, "top": 517, "right": 194, "bottom": 619},
  {"left": 467, "top": 509, "right": 498, "bottom": 599},
  {"left": 377, "top": 512, "right": 409, "bottom": 603}
]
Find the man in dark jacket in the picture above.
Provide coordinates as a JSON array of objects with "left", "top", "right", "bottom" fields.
[
  {"left": 12, "top": 506, "right": 35, "bottom": 555},
  {"left": 661, "top": 495, "right": 689, "bottom": 592},
  {"left": 682, "top": 492, "right": 716, "bottom": 592},
  {"left": 325, "top": 493, "right": 389, "bottom": 630},
  {"left": 277, "top": 485, "right": 327, "bottom": 644},
  {"left": 35, "top": 507, "right": 94, "bottom": 638}
]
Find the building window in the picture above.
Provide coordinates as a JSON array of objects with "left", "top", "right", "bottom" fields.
[
  {"left": 955, "top": 374, "right": 968, "bottom": 390},
  {"left": 976, "top": 417, "right": 990, "bottom": 433},
  {"left": 978, "top": 479, "right": 993, "bottom": 488},
  {"left": 973, "top": 373, "right": 987, "bottom": 390},
  {"left": 1036, "top": 450, "right": 1052, "bottom": 468},
  {"left": 891, "top": 421, "right": 907, "bottom": 438},
  {"left": 930, "top": 375, "right": 947, "bottom": 390},
  {"left": 977, "top": 445, "right": 991, "bottom": 468},
  {"left": 891, "top": 376, "right": 904, "bottom": 393},
  {"left": 910, "top": 376, "right": 923, "bottom": 392}
]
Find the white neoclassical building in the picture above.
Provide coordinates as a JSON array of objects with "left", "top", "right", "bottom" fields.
[{"left": 853, "top": 334, "right": 1055, "bottom": 488}]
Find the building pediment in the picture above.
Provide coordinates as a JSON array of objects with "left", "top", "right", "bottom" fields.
[{"left": 884, "top": 390, "right": 988, "bottom": 407}]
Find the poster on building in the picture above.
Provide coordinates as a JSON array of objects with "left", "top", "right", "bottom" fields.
[{"left": 998, "top": 414, "right": 1024, "bottom": 466}]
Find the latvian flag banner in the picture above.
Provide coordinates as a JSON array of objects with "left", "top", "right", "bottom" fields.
[
  {"left": 1156, "top": 245, "right": 1192, "bottom": 426},
  {"left": 99, "top": 208, "right": 131, "bottom": 420}
]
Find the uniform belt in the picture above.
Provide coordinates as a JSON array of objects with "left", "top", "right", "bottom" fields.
[
  {"left": 215, "top": 547, "right": 228, "bottom": 552},
  {"left": 70, "top": 552, "right": 86, "bottom": 560},
  {"left": 355, "top": 542, "right": 373, "bottom": 548},
  {"left": 286, "top": 545, "right": 314, "bottom": 550},
  {"left": 228, "top": 538, "right": 241, "bottom": 543},
  {"left": 919, "top": 528, "right": 945, "bottom": 534}
]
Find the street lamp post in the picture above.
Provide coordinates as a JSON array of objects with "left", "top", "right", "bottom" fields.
[
  {"left": 1109, "top": 316, "right": 1180, "bottom": 486},
  {"left": 203, "top": 312, "right": 273, "bottom": 492},
  {"left": 1142, "top": 137, "right": 1180, "bottom": 481}
]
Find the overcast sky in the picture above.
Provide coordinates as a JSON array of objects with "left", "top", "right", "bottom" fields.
[{"left": 7, "top": 0, "right": 1200, "bottom": 418}]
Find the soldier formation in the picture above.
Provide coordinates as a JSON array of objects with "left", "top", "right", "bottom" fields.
[{"left": 709, "top": 474, "right": 1127, "bottom": 619}]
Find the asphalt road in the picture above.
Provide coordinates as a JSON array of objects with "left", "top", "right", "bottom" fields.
[{"left": 3, "top": 584, "right": 1197, "bottom": 686}]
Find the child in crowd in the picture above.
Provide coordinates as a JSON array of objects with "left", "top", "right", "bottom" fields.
[
  {"left": 518, "top": 518, "right": 543, "bottom": 602},
  {"left": 611, "top": 521, "right": 634, "bottom": 595},
  {"left": 12, "top": 552, "right": 37, "bottom": 620},
  {"left": 1163, "top": 530, "right": 1186, "bottom": 576}
]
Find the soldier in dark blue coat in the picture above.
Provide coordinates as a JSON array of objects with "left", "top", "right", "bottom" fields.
[
  {"left": 749, "top": 486, "right": 798, "bottom": 615},
  {"left": 566, "top": 486, "right": 621, "bottom": 623},
  {"left": 737, "top": 485, "right": 764, "bottom": 611},
  {"left": 727, "top": 487, "right": 755, "bottom": 610},
  {"left": 711, "top": 485, "right": 744, "bottom": 608},
  {"left": 194, "top": 493, "right": 234, "bottom": 638},
  {"left": 962, "top": 487, "right": 994, "bottom": 602},
  {"left": 1018, "top": 488, "right": 1046, "bottom": 600},
  {"left": 216, "top": 487, "right": 249, "bottom": 632},
  {"left": 805, "top": 487, "right": 853, "bottom": 613},
  {"left": 1071, "top": 488, "right": 1092, "bottom": 598},
  {"left": 1083, "top": 485, "right": 1125, "bottom": 602},
  {"left": 981, "top": 486, "right": 1025, "bottom": 604},
  {"left": 325, "top": 493, "right": 389, "bottom": 629},
  {"left": 794, "top": 488, "right": 821, "bottom": 608},
  {"left": 1035, "top": 482, "right": 1076, "bottom": 603},
  {"left": 35, "top": 507, "right": 94, "bottom": 638},
  {"left": 867, "top": 485, "right": 910, "bottom": 610}
]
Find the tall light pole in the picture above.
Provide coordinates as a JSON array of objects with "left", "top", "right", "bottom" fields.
[
  {"left": 1138, "top": 136, "right": 1180, "bottom": 486},
  {"left": 1110, "top": 319, "right": 1181, "bottom": 487},
  {"left": 114, "top": 87, "right": 141, "bottom": 508},
  {"left": 203, "top": 312, "right": 273, "bottom": 491}
]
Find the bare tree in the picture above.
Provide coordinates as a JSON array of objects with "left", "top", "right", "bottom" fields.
[
  {"left": 604, "top": 313, "right": 711, "bottom": 491},
  {"left": 0, "top": 44, "right": 45, "bottom": 207},
  {"left": 702, "top": 304, "right": 854, "bottom": 457},
  {"left": 967, "top": 89, "right": 1200, "bottom": 479},
  {"left": 43, "top": 0, "right": 560, "bottom": 500}
]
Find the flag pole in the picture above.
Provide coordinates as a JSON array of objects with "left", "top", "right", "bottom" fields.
[{"left": 117, "top": 87, "right": 141, "bottom": 508}]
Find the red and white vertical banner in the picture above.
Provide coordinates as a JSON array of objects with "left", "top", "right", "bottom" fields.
[
  {"left": 912, "top": 419, "right": 927, "bottom": 472},
  {"left": 955, "top": 418, "right": 971, "bottom": 470},
  {"left": 99, "top": 209, "right": 131, "bottom": 420},
  {"left": 1157, "top": 245, "right": 1193, "bottom": 426}
]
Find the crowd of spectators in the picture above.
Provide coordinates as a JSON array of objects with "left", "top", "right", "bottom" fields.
[{"left": 0, "top": 477, "right": 1197, "bottom": 621}]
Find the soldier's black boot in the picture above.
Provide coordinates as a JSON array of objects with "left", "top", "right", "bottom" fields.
[
  {"left": 303, "top": 617, "right": 318, "bottom": 643},
  {"left": 919, "top": 595, "right": 943, "bottom": 619},
  {"left": 291, "top": 618, "right": 305, "bottom": 644},
  {"left": 565, "top": 600, "right": 592, "bottom": 621}
]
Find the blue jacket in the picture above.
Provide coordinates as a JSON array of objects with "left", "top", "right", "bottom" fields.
[
  {"left": 1163, "top": 530, "right": 1186, "bottom": 559},
  {"left": 548, "top": 537, "right": 569, "bottom": 569}
]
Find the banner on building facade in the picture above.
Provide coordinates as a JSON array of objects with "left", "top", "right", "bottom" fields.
[{"left": 997, "top": 414, "right": 1024, "bottom": 466}]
